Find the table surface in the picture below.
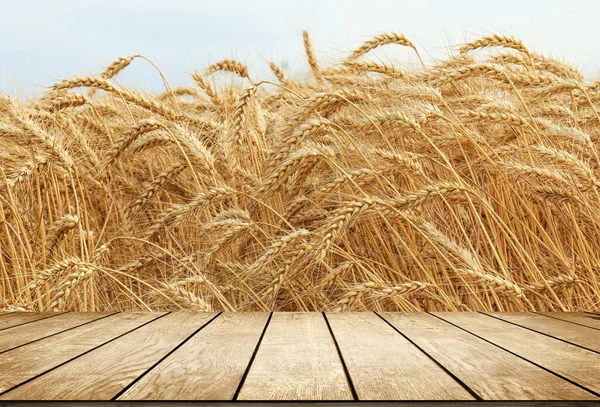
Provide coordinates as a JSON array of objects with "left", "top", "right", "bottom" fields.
[{"left": 0, "top": 311, "right": 599, "bottom": 402}]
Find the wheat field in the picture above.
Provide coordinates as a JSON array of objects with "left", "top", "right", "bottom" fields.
[{"left": 1, "top": 32, "right": 599, "bottom": 313}]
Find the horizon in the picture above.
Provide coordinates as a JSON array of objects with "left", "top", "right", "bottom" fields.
[{"left": 2, "top": 0, "right": 599, "bottom": 97}]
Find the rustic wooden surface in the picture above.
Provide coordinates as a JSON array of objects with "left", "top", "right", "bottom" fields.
[
  {"left": 237, "top": 312, "right": 352, "bottom": 400},
  {"left": 0, "top": 312, "right": 599, "bottom": 401},
  {"left": 536, "top": 311, "right": 600, "bottom": 330},
  {"left": 3, "top": 312, "right": 215, "bottom": 400},
  {"left": 119, "top": 312, "right": 268, "bottom": 400},
  {"left": 0, "top": 312, "right": 111, "bottom": 354},
  {"left": 0, "top": 312, "right": 162, "bottom": 394},
  {"left": 380, "top": 312, "right": 596, "bottom": 400},
  {"left": 434, "top": 312, "right": 600, "bottom": 394},
  {"left": 326, "top": 312, "right": 473, "bottom": 400},
  {"left": 483, "top": 312, "right": 600, "bottom": 352},
  {"left": 0, "top": 312, "right": 61, "bottom": 331}
]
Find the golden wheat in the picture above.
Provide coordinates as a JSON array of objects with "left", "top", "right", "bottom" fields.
[{"left": 1, "top": 32, "right": 599, "bottom": 312}]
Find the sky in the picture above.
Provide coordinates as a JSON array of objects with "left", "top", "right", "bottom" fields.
[{"left": 1, "top": 0, "right": 599, "bottom": 96}]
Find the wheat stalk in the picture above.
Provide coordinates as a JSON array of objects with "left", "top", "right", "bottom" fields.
[
  {"left": 104, "top": 119, "right": 164, "bottom": 169},
  {"left": 46, "top": 214, "right": 79, "bottom": 251},
  {"left": 420, "top": 221, "right": 527, "bottom": 306},
  {"left": 372, "top": 281, "right": 429, "bottom": 298},
  {"left": 205, "top": 59, "right": 251, "bottom": 80},
  {"left": 302, "top": 30, "right": 323, "bottom": 83},
  {"left": 229, "top": 82, "right": 261, "bottom": 147},
  {"left": 527, "top": 274, "right": 582, "bottom": 291},
  {"left": 38, "top": 90, "right": 88, "bottom": 112},
  {"left": 192, "top": 71, "right": 223, "bottom": 106},
  {"left": 53, "top": 76, "right": 180, "bottom": 119},
  {"left": 348, "top": 32, "right": 416, "bottom": 59},
  {"left": 342, "top": 60, "right": 406, "bottom": 77},
  {"left": 126, "top": 162, "right": 186, "bottom": 218},
  {"left": 269, "top": 62, "right": 288, "bottom": 85},
  {"left": 460, "top": 34, "right": 529, "bottom": 55},
  {"left": 330, "top": 281, "right": 376, "bottom": 312},
  {"left": 159, "top": 283, "right": 212, "bottom": 311},
  {"left": 146, "top": 186, "right": 237, "bottom": 238},
  {"left": 246, "top": 229, "right": 309, "bottom": 276}
]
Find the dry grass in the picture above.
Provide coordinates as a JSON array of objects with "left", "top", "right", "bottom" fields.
[{"left": 1, "top": 32, "right": 599, "bottom": 313}]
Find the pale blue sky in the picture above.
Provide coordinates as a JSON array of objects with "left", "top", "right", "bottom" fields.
[{"left": 1, "top": 0, "right": 599, "bottom": 96}]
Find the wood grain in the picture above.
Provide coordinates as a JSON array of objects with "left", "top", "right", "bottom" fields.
[
  {"left": 237, "top": 312, "right": 352, "bottom": 400},
  {"left": 380, "top": 312, "right": 596, "bottom": 400},
  {"left": 434, "top": 312, "right": 600, "bottom": 394},
  {"left": 485, "top": 312, "right": 600, "bottom": 352},
  {"left": 120, "top": 313, "right": 269, "bottom": 400},
  {"left": 0, "top": 312, "right": 598, "bottom": 401},
  {"left": 536, "top": 312, "right": 600, "bottom": 330},
  {"left": 327, "top": 313, "right": 474, "bottom": 400},
  {"left": 1, "top": 312, "right": 215, "bottom": 400},
  {"left": 0, "top": 312, "right": 62, "bottom": 331},
  {"left": 0, "top": 312, "right": 112, "bottom": 353},
  {"left": 0, "top": 312, "right": 162, "bottom": 395}
]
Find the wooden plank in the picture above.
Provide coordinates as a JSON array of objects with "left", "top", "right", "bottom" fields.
[
  {"left": 380, "top": 313, "right": 596, "bottom": 400},
  {"left": 237, "top": 312, "right": 352, "bottom": 400},
  {"left": 537, "top": 312, "right": 600, "bottom": 330},
  {"left": 0, "top": 312, "right": 62, "bottom": 331},
  {"left": 0, "top": 312, "right": 112, "bottom": 353},
  {"left": 119, "top": 313, "right": 269, "bottom": 400},
  {"left": 486, "top": 312, "right": 600, "bottom": 352},
  {"left": 1, "top": 312, "right": 216, "bottom": 400},
  {"left": 0, "top": 312, "right": 163, "bottom": 395},
  {"left": 327, "top": 313, "right": 474, "bottom": 400},
  {"left": 434, "top": 312, "right": 600, "bottom": 394}
]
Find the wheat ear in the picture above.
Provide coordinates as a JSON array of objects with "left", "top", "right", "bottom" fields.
[
  {"left": 159, "top": 283, "right": 212, "bottom": 311},
  {"left": 269, "top": 62, "right": 288, "bottom": 85},
  {"left": 205, "top": 59, "right": 251, "bottom": 80},
  {"left": 53, "top": 76, "right": 179, "bottom": 120},
  {"left": 45, "top": 214, "right": 79, "bottom": 251},
  {"left": 126, "top": 162, "right": 186, "bottom": 218},
  {"left": 104, "top": 119, "right": 164, "bottom": 169},
  {"left": 146, "top": 186, "right": 237, "bottom": 238},
  {"left": 460, "top": 34, "right": 529, "bottom": 55},
  {"left": 343, "top": 60, "right": 406, "bottom": 77},
  {"left": 303, "top": 30, "right": 323, "bottom": 82},
  {"left": 230, "top": 82, "right": 261, "bottom": 147},
  {"left": 246, "top": 229, "right": 310, "bottom": 276},
  {"left": 330, "top": 281, "right": 377, "bottom": 312},
  {"left": 348, "top": 32, "right": 416, "bottom": 60},
  {"left": 192, "top": 71, "right": 223, "bottom": 106}
]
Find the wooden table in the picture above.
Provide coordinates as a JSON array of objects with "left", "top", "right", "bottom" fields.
[{"left": 0, "top": 311, "right": 599, "bottom": 405}]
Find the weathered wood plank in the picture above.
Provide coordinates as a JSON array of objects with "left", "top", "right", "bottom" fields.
[
  {"left": 536, "top": 312, "right": 600, "bottom": 330},
  {"left": 119, "top": 312, "right": 269, "bottom": 400},
  {"left": 1, "top": 312, "right": 216, "bottom": 400},
  {"left": 0, "top": 312, "right": 112, "bottom": 353},
  {"left": 485, "top": 312, "right": 600, "bottom": 352},
  {"left": 0, "top": 312, "right": 62, "bottom": 331},
  {"left": 380, "top": 313, "right": 596, "bottom": 400},
  {"left": 0, "top": 312, "right": 163, "bottom": 395},
  {"left": 327, "top": 313, "right": 474, "bottom": 400},
  {"left": 434, "top": 312, "right": 600, "bottom": 394},
  {"left": 237, "top": 312, "right": 352, "bottom": 400}
]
